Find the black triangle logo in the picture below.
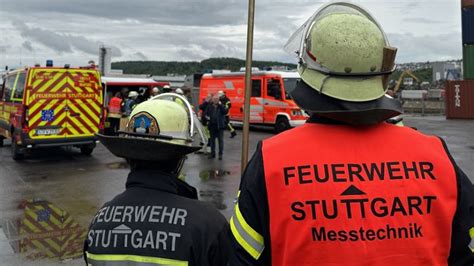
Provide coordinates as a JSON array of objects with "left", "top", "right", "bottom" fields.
[{"left": 340, "top": 185, "right": 366, "bottom": 196}]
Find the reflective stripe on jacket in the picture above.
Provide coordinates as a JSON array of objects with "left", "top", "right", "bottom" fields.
[
  {"left": 108, "top": 97, "right": 122, "bottom": 118},
  {"left": 86, "top": 252, "right": 188, "bottom": 266}
]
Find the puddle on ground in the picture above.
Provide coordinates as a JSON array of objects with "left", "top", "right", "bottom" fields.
[
  {"left": 199, "top": 169, "right": 231, "bottom": 182},
  {"left": 199, "top": 190, "right": 226, "bottom": 210},
  {"left": 106, "top": 162, "right": 129, "bottom": 169},
  {"left": 1, "top": 198, "right": 86, "bottom": 262}
]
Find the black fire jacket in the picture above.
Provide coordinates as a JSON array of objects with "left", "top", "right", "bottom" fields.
[{"left": 84, "top": 169, "right": 230, "bottom": 266}]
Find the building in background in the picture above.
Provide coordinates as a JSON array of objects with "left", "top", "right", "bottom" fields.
[
  {"left": 151, "top": 75, "right": 186, "bottom": 89},
  {"left": 432, "top": 62, "right": 458, "bottom": 82},
  {"left": 98, "top": 47, "right": 112, "bottom": 76}
]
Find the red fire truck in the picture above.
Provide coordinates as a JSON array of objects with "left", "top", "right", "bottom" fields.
[{"left": 199, "top": 71, "right": 307, "bottom": 132}]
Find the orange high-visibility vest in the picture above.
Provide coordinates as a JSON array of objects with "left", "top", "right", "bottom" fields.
[
  {"left": 262, "top": 123, "right": 457, "bottom": 266},
  {"left": 108, "top": 97, "right": 122, "bottom": 118}
]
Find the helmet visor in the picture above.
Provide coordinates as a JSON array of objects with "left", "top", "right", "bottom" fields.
[
  {"left": 285, "top": 2, "right": 388, "bottom": 53},
  {"left": 284, "top": 2, "right": 392, "bottom": 76}
]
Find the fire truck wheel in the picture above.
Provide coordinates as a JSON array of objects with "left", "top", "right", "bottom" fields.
[
  {"left": 11, "top": 135, "right": 24, "bottom": 160},
  {"left": 275, "top": 116, "right": 290, "bottom": 133},
  {"left": 80, "top": 145, "right": 95, "bottom": 156}
]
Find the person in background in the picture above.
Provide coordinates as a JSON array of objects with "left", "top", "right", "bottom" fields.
[
  {"left": 120, "top": 87, "right": 129, "bottom": 99},
  {"left": 173, "top": 88, "right": 187, "bottom": 108},
  {"left": 85, "top": 99, "right": 231, "bottom": 265},
  {"left": 204, "top": 95, "right": 226, "bottom": 160},
  {"left": 218, "top": 90, "right": 237, "bottom": 138},
  {"left": 199, "top": 94, "right": 213, "bottom": 154},
  {"left": 122, "top": 91, "right": 139, "bottom": 117},
  {"left": 163, "top": 84, "right": 172, "bottom": 93},
  {"left": 229, "top": 2, "right": 474, "bottom": 265},
  {"left": 136, "top": 87, "right": 148, "bottom": 104},
  {"left": 107, "top": 92, "right": 122, "bottom": 135},
  {"left": 150, "top": 87, "right": 160, "bottom": 98}
]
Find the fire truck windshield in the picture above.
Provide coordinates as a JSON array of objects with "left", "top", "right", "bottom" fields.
[{"left": 283, "top": 78, "right": 300, "bottom": 100}]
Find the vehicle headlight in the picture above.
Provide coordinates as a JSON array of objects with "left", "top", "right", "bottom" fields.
[{"left": 291, "top": 110, "right": 302, "bottom": 116}]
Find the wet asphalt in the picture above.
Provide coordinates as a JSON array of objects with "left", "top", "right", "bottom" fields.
[{"left": 0, "top": 115, "right": 472, "bottom": 265}]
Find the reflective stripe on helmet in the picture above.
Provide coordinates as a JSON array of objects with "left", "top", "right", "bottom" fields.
[{"left": 230, "top": 203, "right": 265, "bottom": 260}]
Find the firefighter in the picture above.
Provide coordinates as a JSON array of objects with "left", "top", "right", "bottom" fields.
[
  {"left": 163, "top": 84, "right": 172, "bottom": 93},
  {"left": 150, "top": 87, "right": 160, "bottom": 98},
  {"left": 229, "top": 2, "right": 474, "bottom": 266},
  {"left": 218, "top": 90, "right": 237, "bottom": 138},
  {"left": 122, "top": 91, "right": 139, "bottom": 117},
  {"left": 85, "top": 99, "right": 231, "bottom": 265},
  {"left": 199, "top": 94, "right": 213, "bottom": 154},
  {"left": 107, "top": 92, "right": 122, "bottom": 135}
]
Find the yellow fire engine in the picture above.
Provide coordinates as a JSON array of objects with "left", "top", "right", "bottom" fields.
[{"left": 0, "top": 63, "right": 104, "bottom": 159}]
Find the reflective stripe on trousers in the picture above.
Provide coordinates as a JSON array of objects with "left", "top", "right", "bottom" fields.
[
  {"left": 86, "top": 252, "right": 188, "bottom": 266},
  {"left": 230, "top": 202, "right": 265, "bottom": 260}
]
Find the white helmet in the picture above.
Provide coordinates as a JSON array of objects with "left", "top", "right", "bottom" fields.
[
  {"left": 175, "top": 88, "right": 184, "bottom": 95},
  {"left": 152, "top": 87, "right": 159, "bottom": 94},
  {"left": 217, "top": 90, "right": 225, "bottom": 97},
  {"left": 128, "top": 91, "right": 139, "bottom": 98}
]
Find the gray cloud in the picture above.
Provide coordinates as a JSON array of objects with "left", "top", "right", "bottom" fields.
[
  {"left": 176, "top": 48, "right": 206, "bottom": 61},
  {"left": 16, "top": 22, "right": 72, "bottom": 53},
  {"left": 404, "top": 17, "right": 442, "bottom": 24},
  {"left": 0, "top": 0, "right": 247, "bottom": 26},
  {"left": 0, "top": 0, "right": 463, "bottom": 67},
  {"left": 388, "top": 32, "right": 462, "bottom": 63},
  {"left": 22, "top": 41, "right": 34, "bottom": 52},
  {"left": 0, "top": 45, "right": 10, "bottom": 54},
  {"left": 15, "top": 21, "right": 122, "bottom": 56},
  {"left": 134, "top": 52, "right": 148, "bottom": 60}
]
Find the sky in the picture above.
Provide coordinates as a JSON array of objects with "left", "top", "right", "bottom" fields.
[{"left": 0, "top": 0, "right": 464, "bottom": 69}]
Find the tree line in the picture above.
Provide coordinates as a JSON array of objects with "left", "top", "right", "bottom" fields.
[
  {"left": 112, "top": 57, "right": 433, "bottom": 84},
  {"left": 111, "top": 58, "right": 297, "bottom": 76}
]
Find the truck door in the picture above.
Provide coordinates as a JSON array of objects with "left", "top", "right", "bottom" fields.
[
  {"left": 11, "top": 71, "right": 26, "bottom": 128},
  {"left": 0, "top": 76, "right": 12, "bottom": 132},
  {"left": 26, "top": 69, "right": 69, "bottom": 139},
  {"left": 66, "top": 70, "right": 102, "bottom": 138},
  {"left": 2, "top": 74, "right": 17, "bottom": 129},
  {"left": 248, "top": 79, "right": 264, "bottom": 123},
  {"left": 263, "top": 77, "right": 286, "bottom": 124}
]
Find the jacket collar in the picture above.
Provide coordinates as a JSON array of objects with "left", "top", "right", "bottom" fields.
[
  {"left": 126, "top": 169, "right": 198, "bottom": 199},
  {"left": 306, "top": 114, "right": 343, "bottom": 125},
  {"left": 291, "top": 80, "right": 403, "bottom": 126}
]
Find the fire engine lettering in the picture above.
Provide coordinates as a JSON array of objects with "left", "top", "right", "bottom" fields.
[
  {"left": 68, "top": 92, "right": 96, "bottom": 99},
  {"left": 33, "top": 93, "right": 67, "bottom": 100},
  {"left": 283, "top": 161, "right": 436, "bottom": 186},
  {"left": 35, "top": 73, "right": 53, "bottom": 81}
]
